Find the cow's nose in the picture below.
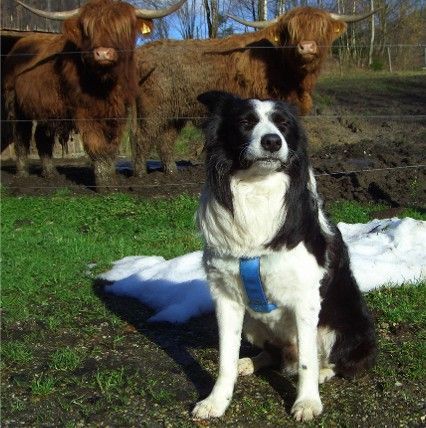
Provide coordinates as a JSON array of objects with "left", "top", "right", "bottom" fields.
[
  {"left": 261, "top": 134, "right": 282, "bottom": 152},
  {"left": 93, "top": 47, "right": 117, "bottom": 62},
  {"left": 298, "top": 41, "right": 317, "bottom": 55}
]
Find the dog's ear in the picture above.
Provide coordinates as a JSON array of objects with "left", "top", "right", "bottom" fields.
[{"left": 197, "top": 91, "right": 236, "bottom": 113}]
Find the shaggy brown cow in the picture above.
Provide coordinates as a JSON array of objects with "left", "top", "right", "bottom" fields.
[
  {"left": 133, "top": 7, "right": 377, "bottom": 175},
  {"left": 3, "top": 0, "right": 185, "bottom": 187}
]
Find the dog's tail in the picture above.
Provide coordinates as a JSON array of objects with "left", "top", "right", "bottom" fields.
[
  {"left": 331, "top": 324, "right": 377, "bottom": 378},
  {"left": 319, "top": 230, "right": 377, "bottom": 378}
]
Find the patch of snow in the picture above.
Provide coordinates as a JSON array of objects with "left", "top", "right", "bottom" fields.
[{"left": 100, "top": 218, "right": 426, "bottom": 323}]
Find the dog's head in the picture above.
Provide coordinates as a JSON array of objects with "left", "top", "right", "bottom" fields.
[{"left": 198, "top": 91, "right": 309, "bottom": 211}]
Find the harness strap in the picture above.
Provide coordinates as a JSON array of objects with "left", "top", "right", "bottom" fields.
[{"left": 239, "top": 257, "right": 278, "bottom": 313}]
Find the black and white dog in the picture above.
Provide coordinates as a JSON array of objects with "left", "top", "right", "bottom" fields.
[{"left": 193, "top": 91, "right": 376, "bottom": 422}]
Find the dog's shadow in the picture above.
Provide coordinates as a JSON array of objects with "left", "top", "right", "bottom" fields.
[
  {"left": 93, "top": 279, "right": 297, "bottom": 412},
  {"left": 257, "top": 370, "right": 297, "bottom": 415},
  {"left": 93, "top": 279, "right": 216, "bottom": 399}
]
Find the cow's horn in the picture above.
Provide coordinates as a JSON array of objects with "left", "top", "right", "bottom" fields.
[
  {"left": 330, "top": 9, "right": 381, "bottom": 23},
  {"left": 227, "top": 14, "right": 278, "bottom": 29},
  {"left": 135, "top": 0, "right": 187, "bottom": 19},
  {"left": 15, "top": 0, "right": 80, "bottom": 20}
]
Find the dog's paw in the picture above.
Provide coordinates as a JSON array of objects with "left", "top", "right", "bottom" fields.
[
  {"left": 291, "top": 398, "right": 323, "bottom": 422},
  {"left": 319, "top": 367, "right": 335, "bottom": 384},
  {"left": 238, "top": 357, "right": 255, "bottom": 376},
  {"left": 192, "top": 396, "right": 229, "bottom": 419}
]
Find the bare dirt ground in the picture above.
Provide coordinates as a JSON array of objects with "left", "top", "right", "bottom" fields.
[
  {"left": 2, "top": 73, "right": 425, "bottom": 208},
  {"left": 1, "top": 138, "right": 425, "bottom": 209}
]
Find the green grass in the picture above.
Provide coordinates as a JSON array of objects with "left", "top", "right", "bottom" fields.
[
  {"left": 95, "top": 368, "right": 125, "bottom": 397},
  {"left": 30, "top": 374, "right": 56, "bottom": 396},
  {"left": 1, "top": 193, "right": 199, "bottom": 326},
  {"left": 2, "top": 341, "right": 33, "bottom": 364},
  {"left": 174, "top": 123, "right": 203, "bottom": 159},
  {"left": 50, "top": 347, "right": 82, "bottom": 371},
  {"left": 1, "top": 194, "right": 425, "bottom": 426},
  {"left": 366, "top": 283, "right": 426, "bottom": 326},
  {"left": 314, "top": 70, "right": 426, "bottom": 114},
  {"left": 1, "top": 193, "right": 424, "bottom": 332}
]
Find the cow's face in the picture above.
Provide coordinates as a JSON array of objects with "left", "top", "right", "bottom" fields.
[
  {"left": 278, "top": 8, "right": 346, "bottom": 71},
  {"left": 63, "top": 0, "right": 151, "bottom": 69}
]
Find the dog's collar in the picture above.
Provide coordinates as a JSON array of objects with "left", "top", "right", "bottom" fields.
[{"left": 239, "top": 257, "right": 278, "bottom": 313}]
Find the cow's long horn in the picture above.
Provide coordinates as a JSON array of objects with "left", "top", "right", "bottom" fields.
[
  {"left": 135, "top": 0, "right": 187, "bottom": 19},
  {"left": 15, "top": 0, "right": 80, "bottom": 20},
  {"left": 227, "top": 14, "right": 278, "bottom": 29},
  {"left": 330, "top": 9, "right": 381, "bottom": 23}
]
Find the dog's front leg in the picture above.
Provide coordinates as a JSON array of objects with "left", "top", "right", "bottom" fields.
[
  {"left": 192, "top": 296, "right": 245, "bottom": 419},
  {"left": 291, "top": 298, "right": 323, "bottom": 422}
]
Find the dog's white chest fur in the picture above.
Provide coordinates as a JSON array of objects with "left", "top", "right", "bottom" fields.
[
  {"left": 198, "top": 169, "right": 325, "bottom": 310},
  {"left": 198, "top": 170, "right": 289, "bottom": 257}
]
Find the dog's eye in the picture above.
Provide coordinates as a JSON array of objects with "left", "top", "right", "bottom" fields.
[
  {"left": 240, "top": 118, "right": 254, "bottom": 127},
  {"left": 274, "top": 117, "right": 288, "bottom": 130}
]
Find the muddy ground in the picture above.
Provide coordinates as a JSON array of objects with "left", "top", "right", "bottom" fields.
[
  {"left": 2, "top": 138, "right": 425, "bottom": 209},
  {"left": 2, "top": 72, "right": 425, "bottom": 208}
]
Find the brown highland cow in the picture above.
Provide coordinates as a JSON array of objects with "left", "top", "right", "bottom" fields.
[
  {"left": 3, "top": 0, "right": 185, "bottom": 187},
  {"left": 133, "top": 7, "right": 377, "bottom": 176}
]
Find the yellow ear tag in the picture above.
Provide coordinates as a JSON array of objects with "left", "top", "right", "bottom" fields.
[
  {"left": 141, "top": 22, "right": 151, "bottom": 35},
  {"left": 335, "top": 28, "right": 340, "bottom": 33}
]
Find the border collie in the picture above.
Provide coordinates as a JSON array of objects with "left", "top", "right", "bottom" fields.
[{"left": 193, "top": 91, "right": 376, "bottom": 422}]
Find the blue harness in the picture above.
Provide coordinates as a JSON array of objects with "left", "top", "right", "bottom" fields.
[{"left": 239, "top": 257, "right": 277, "bottom": 313}]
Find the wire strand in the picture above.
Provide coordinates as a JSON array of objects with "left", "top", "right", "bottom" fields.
[
  {"left": 3, "top": 164, "right": 425, "bottom": 190},
  {"left": 1, "top": 43, "right": 425, "bottom": 57},
  {"left": 2, "top": 114, "right": 426, "bottom": 123}
]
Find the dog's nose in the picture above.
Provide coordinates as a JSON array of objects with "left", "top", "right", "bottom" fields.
[{"left": 261, "top": 134, "right": 282, "bottom": 152}]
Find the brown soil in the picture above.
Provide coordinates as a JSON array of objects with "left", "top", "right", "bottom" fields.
[
  {"left": 2, "top": 139, "right": 425, "bottom": 208},
  {"left": 2, "top": 73, "right": 425, "bottom": 207}
]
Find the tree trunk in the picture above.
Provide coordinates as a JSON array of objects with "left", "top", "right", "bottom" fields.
[
  {"left": 275, "top": 0, "right": 285, "bottom": 16},
  {"left": 368, "top": 0, "right": 375, "bottom": 66},
  {"left": 258, "top": 0, "right": 267, "bottom": 21},
  {"left": 203, "top": 0, "right": 219, "bottom": 38},
  {"left": 204, "top": 0, "right": 213, "bottom": 38}
]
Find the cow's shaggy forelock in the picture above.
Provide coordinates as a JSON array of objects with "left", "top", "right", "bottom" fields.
[
  {"left": 283, "top": 8, "right": 344, "bottom": 44},
  {"left": 79, "top": 0, "right": 138, "bottom": 51}
]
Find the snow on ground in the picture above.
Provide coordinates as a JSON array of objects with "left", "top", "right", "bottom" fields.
[{"left": 99, "top": 218, "right": 426, "bottom": 323}]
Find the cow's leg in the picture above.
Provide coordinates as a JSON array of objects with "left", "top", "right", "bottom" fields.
[
  {"left": 157, "top": 126, "right": 178, "bottom": 174},
  {"left": 131, "top": 99, "right": 152, "bottom": 178},
  {"left": 93, "top": 156, "right": 117, "bottom": 190},
  {"left": 14, "top": 120, "right": 32, "bottom": 177},
  {"left": 79, "top": 123, "right": 118, "bottom": 191},
  {"left": 131, "top": 124, "right": 150, "bottom": 178},
  {"left": 192, "top": 296, "right": 245, "bottom": 419},
  {"left": 298, "top": 92, "right": 313, "bottom": 115},
  {"left": 291, "top": 292, "right": 322, "bottom": 422},
  {"left": 34, "top": 124, "right": 57, "bottom": 178}
]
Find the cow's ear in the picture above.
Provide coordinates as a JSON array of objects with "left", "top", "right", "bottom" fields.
[
  {"left": 197, "top": 91, "right": 236, "bottom": 113},
  {"left": 331, "top": 21, "right": 347, "bottom": 40},
  {"left": 62, "top": 18, "right": 82, "bottom": 46},
  {"left": 137, "top": 18, "right": 154, "bottom": 38}
]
